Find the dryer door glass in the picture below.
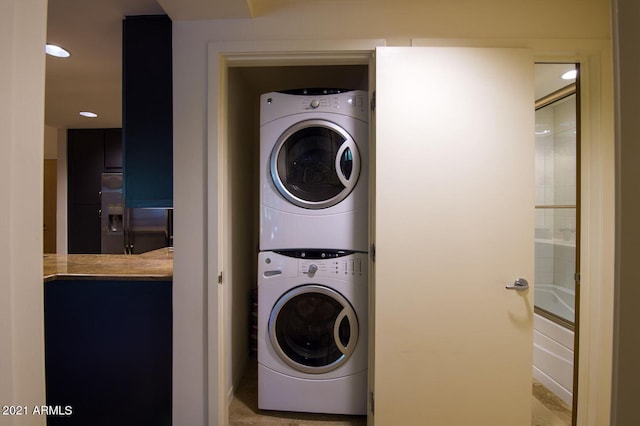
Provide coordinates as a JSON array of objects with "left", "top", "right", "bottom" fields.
[
  {"left": 269, "top": 285, "right": 359, "bottom": 374},
  {"left": 271, "top": 120, "right": 360, "bottom": 209}
]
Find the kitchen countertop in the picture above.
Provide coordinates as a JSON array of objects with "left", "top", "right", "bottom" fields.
[{"left": 43, "top": 247, "right": 173, "bottom": 282}]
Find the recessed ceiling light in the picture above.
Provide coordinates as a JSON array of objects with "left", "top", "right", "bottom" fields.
[
  {"left": 45, "top": 44, "right": 70, "bottom": 58},
  {"left": 79, "top": 111, "right": 98, "bottom": 118},
  {"left": 561, "top": 69, "right": 577, "bottom": 80}
]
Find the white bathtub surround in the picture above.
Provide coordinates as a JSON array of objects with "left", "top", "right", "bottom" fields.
[
  {"left": 533, "top": 314, "right": 574, "bottom": 406},
  {"left": 535, "top": 285, "right": 575, "bottom": 321}
]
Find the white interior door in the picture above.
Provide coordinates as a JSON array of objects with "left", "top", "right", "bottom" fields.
[{"left": 373, "top": 46, "right": 534, "bottom": 425}]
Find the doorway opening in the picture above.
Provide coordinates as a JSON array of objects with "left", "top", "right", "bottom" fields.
[
  {"left": 533, "top": 62, "right": 580, "bottom": 425},
  {"left": 222, "top": 64, "right": 369, "bottom": 424}
]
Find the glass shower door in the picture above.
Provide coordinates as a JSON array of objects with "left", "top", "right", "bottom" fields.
[{"left": 534, "top": 88, "right": 578, "bottom": 325}]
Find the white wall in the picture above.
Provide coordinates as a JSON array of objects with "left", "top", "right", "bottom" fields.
[
  {"left": 172, "top": 23, "right": 210, "bottom": 426},
  {"left": 171, "top": 1, "right": 613, "bottom": 425},
  {"left": 0, "top": 1, "right": 47, "bottom": 424}
]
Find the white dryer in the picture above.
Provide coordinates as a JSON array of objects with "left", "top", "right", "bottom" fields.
[
  {"left": 257, "top": 250, "right": 368, "bottom": 415},
  {"left": 260, "top": 89, "right": 369, "bottom": 252}
]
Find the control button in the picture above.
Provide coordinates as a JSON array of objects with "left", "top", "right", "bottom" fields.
[{"left": 310, "top": 99, "right": 320, "bottom": 109}]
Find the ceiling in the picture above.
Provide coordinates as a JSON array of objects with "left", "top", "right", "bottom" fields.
[
  {"left": 45, "top": 0, "right": 257, "bottom": 130},
  {"left": 534, "top": 63, "right": 577, "bottom": 101},
  {"left": 46, "top": 0, "right": 165, "bottom": 129},
  {"left": 45, "top": 0, "right": 577, "bottom": 130}
]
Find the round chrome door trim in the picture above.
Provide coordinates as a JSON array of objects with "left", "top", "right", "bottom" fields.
[
  {"left": 270, "top": 119, "right": 361, "bottom": 210},
  {"left": 268, "top": 284, "right": 359, "bottom": 374}
]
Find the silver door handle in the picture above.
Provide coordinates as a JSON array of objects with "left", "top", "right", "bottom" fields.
[{"left": 506, "top": 278, "right": 529, "bottom": 291}]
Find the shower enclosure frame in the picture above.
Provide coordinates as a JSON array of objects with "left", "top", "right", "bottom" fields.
[{"left": 534, "top": 65, "right": 581, "bottom": 422}]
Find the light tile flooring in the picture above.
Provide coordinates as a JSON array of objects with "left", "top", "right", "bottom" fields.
[
  {"left": 531, "top": 380, "right": 573, "bottom": 426},
  {"left": 230, "top": 360, "right": 572, "bottom": 425}
]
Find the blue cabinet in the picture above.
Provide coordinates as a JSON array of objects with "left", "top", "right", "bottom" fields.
[
  {"left": 44, "top": 280, "right": 172, "bottom": 425},
  {"left": 122, "top": 15, "right": 173, "bottom": 208}
]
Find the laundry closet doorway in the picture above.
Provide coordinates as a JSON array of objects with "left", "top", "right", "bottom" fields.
[
  {"left": 223, "top": 62, "right": 370, "bottom": 394},
  {"left": 211, "top": 41, "right": 378, "bottom": 425}
]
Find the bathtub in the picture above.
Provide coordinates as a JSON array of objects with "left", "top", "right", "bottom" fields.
[{"left": 533, "top": 309, "right": 574, "bottom": 406}]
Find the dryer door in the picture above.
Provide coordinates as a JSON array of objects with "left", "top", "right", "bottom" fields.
[
  {"left": 268, "top": 284, "right": 359, "bottom": 374},
  {"left": 270, "top": 119, "right": 361, "bottom": 209}
]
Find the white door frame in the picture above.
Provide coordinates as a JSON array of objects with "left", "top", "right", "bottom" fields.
[
  {"left": 206, "top": 38, "right": 385, "bottom": 426},
  {"left": 203, "top": 38, "right": 614, "bottom": 426}
]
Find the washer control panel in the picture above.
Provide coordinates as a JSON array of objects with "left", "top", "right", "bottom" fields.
[
  {"left": 300, "top": 257, "right": 363, "bottom": 277},
  {"left": 259, "top": 250, "right": 367, "bottom": 281}
]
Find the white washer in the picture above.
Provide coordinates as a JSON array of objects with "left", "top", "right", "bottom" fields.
[
  {"left": 260, "top": 90, "right": 369, "bottom": 252},
  {"left": 257, "top": 250, "right": 368, "bottom": 415}
]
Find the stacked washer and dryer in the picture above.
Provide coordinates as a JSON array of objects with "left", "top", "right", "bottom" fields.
[{"left": 257, "top": 89, "right": 369, "bottom": 415}]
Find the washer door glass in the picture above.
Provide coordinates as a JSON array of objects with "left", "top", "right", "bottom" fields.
[
  {"left": 271, "top": 119, "right": 361, "bottom": 209},
  {"left": 269, "top": 284, "right": 359, "bottom": 374}
]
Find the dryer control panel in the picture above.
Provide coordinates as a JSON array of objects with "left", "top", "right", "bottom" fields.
[
  {"left": 260, "top": 90, "right": 369, "bottom": 125},
  {"left": 301, "top": 94, "right": 366, "bottom": 114}
]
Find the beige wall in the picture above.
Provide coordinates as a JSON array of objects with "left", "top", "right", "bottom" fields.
[
  {"left": 611, "top": 0, "right": 640, "bottom": 424},
  {"left": 44, "top": 126, "right": 58, "bottom": 254},
  {"left": 172, "top": 1, "right": 613, "bottom": 425},
  {"left": 225, "top": 68, "right": 256, "bottom": 393},
  {"left": 44, "top": 126, "right": 58, "bottom": 160},
  {"left": 0, "top": 0, "right": 47, "bottom": 424},
  {"left": 56, "top": 129, "right": 68, "bottom": 254}
]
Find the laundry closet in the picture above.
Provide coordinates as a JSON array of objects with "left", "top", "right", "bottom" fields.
[{"left": 224, "top": 64, "right": 369, "bottom": 400}]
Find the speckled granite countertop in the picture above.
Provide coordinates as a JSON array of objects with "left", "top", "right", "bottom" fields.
[{"left": 43, "top": 247, "right": 173, "bottom": 282}]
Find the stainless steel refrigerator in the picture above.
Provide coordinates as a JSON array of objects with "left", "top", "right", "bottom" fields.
[{"left": 101, "top": 173, "right": 171, "bottom": 254}]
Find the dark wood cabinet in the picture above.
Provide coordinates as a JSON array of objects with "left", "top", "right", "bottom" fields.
[
  {"left": 67, "top": 129, "right": 122, "bottom": 253},
  {"left": 67, "top": 129, "right": 104, "bottom": 205},
  {"left": 123, "top": 15, "right": 173, "bottom": 208},
  {"left": 67, "top": 204, "right": 101, "bottom": 253},
  {"left": 44, "top": 279, "right": 172, "bottom": 425},
  {"left": 104, "top": 128, "right": 123, "bottom": 170}
]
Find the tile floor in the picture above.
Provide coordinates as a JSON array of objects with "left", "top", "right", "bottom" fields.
[
  {"left": 229, "top": 360, "right": 572, "bottom": 425},
  {"left": 531, "top": 380, "right": 573, "bottom": 426}
]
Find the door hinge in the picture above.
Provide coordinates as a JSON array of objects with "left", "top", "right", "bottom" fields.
[
  {"left": 370, "top": 91, "right": 376, "bottom": 112},
  {"left": 575, "top": 272, "right": 581, "bottom": 282},
  {"left": 217, "top": 272, "right": 223, "bottom": 285},
  {"left": 370, "top": 391, "right": 375, "bottom": 414},
  {"left": 370, "top": 243, "right": 376, "bottom": 263}
]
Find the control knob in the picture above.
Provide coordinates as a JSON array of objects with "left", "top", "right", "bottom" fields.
[{"left": 310, "top": 99, "right": 320, "bottom": 109}]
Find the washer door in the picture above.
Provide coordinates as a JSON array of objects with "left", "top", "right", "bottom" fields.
[
  {"left": 270, "top": 119, "right": 361, "bottom": 209},
  {"left": 269, "top": 284, "right": 359, "bottom": 374}
]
